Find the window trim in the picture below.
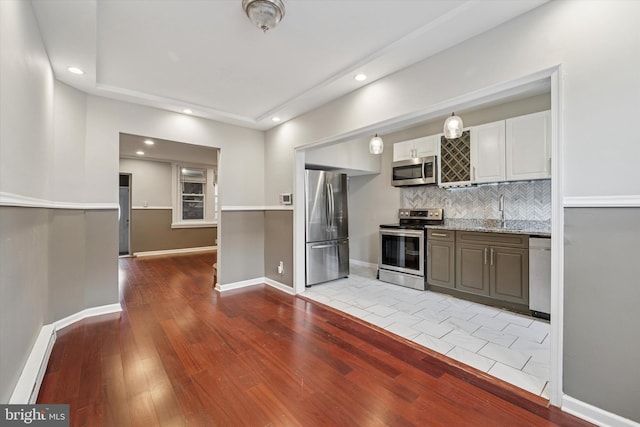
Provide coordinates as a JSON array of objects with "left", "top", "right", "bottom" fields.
[{"left": 171, "top": 163, "right": 218, "bottom": 228}]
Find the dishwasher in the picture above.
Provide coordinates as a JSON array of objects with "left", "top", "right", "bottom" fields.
[{"left": 529, "top": 237, "right": 551, "bottom": 320}]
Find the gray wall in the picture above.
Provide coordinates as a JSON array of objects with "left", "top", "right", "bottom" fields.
[
  {"left": 264, "top": 210, "right": 294, "bottom": 287},
  {"left": 218, "top": 211, "right": 265, "bottom": 284},
  {"left": 0, "top": 208, "right": 49, "bottom": 403},
  {"left": 130, "top": 209, "right": 216, "bottom": 253},
  {"left": 564, "top": 208, "right": 640, "bottom": 422},
  {"left": 48, "top": 209, "right": 119, "bottom": 320}
]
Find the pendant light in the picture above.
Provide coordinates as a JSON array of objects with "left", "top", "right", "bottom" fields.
[
  {"left": 242, "top": 0, "right": 286, "bottom": 32},
  {"left": 443, "top": 112, "right": 464, "bottom": 139},
  {"left": 369, "top": 134, "right": 384, "bottom": 154}
]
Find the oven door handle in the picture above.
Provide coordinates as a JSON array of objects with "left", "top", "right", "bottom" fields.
[{"left": 380, "top": 229, "right": 424, "bottom": 237}]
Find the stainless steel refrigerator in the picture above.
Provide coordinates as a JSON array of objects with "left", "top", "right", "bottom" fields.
[{"left": 305, "top": 170, "right": 349, "bottom": 286}]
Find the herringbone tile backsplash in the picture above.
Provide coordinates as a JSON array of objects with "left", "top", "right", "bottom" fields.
[{"left": 402, "top": 180, "right": 551, "bottom": 221}]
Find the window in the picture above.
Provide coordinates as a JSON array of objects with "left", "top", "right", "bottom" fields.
[
  {"left": 172, "top": 164, "right": 217, "bottom": 228},
  {"left": 180, "top": 167, "right": 205, "bottom": 220}
]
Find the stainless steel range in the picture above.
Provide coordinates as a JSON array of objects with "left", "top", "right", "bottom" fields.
[{"left": 379, "top": 208, "right": 444, "bottom": 290}]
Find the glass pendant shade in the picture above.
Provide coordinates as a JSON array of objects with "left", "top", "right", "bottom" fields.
[
  {"left": 443, "top": 113, "right": 463, "bottom": 139},
  {"left": 242, "top": 0, "right": 285, "bottom": 32},
  {"left": 369, "top": 134, "right": 384, "bottom": 154}
]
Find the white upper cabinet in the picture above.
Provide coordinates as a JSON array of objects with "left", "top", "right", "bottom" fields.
[
  {"left": 470, "top": 120, "right": 506, "bottom": 184},
  {"left": 505, "top": 110, "right": 551, "bottom": 181},
  {"left": 393, "top": 135, "right": 439, "bottom": 162}
]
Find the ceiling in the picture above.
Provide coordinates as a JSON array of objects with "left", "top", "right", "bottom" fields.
[
  {"left": 119, "top": 133, "right": 218, "bottom": 166},
  {"left": 31, "top": 0, "right": 548, "bottom": 131}
]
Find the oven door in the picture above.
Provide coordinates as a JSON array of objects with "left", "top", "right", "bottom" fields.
[{"left": 379, "top": 228, "right": 425, "bottom": 277}]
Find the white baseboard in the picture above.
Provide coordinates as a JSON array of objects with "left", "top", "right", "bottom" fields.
[
  {"left": 563, "top": 395, "right": 640, "bottom": 427},
  {"left": 350, "top": 259, "right": 378, "bottom": 270},
  {"left": 9, "top": 325, "right": 56, "bottom": 404},
  {"left": 264, "top": 278, "right": 296, "bottom": 295},
  {"left": 9, "top": 302, "right": 123, "bottom": 405},
  {"left": 216, "top": 277, "right": 295, "bottom": 295},
  {"left": 133, "top": 246, "right": 217, "bottom": 258},
  {"left": 54, "top": 303, "right": 122, "bottom": 331}
]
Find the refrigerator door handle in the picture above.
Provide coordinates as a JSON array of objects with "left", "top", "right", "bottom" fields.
[
  {"left": 311, "top": 242, "right": 341, "bottom": 249},
  {"left": 325, "top": 183, "right": 331, "bottom": 231},
  {"left": 328, "top": 183, "right": 335, "bottom": 230}
]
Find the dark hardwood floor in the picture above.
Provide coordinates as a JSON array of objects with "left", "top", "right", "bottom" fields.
[{"left": 38, "top": 253, "right": 592, "bottom": 426}]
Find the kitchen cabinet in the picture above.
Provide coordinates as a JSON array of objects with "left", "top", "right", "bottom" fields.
[
  {"left": 393, "top": 135, "right": 439, "bottom": 162},
  {"left": 470, "top": 120, "right": 506, "bottom": 184},
  {"left": 439, "top": 130, "right": 471, "bottom": 187},
  {"left": 455, "top": 231, "right": 529, "bottom": 305},
  {"left": 426, "top": 229, "right": 455, "bottom": 289},
  {"left": 456, "top": 242, "right": 490, "bottom": 296},
  {"left": 506, "top": 110, "right": 551, "bottom": 181}
]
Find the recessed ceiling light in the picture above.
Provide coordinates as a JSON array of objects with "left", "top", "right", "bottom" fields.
[
  {"left": 67, "top": 66, "right": 84, "bottom": 75},
  {"left": 144, "top": 139, "right": 154, "bottom": 145},
  {"left": 354, "top": 74, "right": 367, "bottom": 82},
  {"left": 136, "top": 150, "right": 144, "bottom": 155},
  {"left": 183, "top": 109, "right": 193, "bottom": 114},
  {"left": 272, "top": 117, "right": 281, "bottom": 122}
]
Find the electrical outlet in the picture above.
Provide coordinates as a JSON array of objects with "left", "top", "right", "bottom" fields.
[{"left": 277, "top": 261, "right": 284, "bottom": 275}]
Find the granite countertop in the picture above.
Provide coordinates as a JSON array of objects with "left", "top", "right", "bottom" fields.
[{"left": 426, "top": 218, "right": 551, "bottom": 237}]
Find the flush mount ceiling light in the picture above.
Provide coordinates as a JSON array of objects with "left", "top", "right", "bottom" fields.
[
  {"left": 443, "top": 112, "right": 464, "bottom": 139},
  {"left": 242, "top": 0, "right": 286, "bottom": 32},
  {"left": 369, "top": 134, "right": 384, "bottom": 155},
  {"left": 183, "top": 108, "right": 193, "bottom": 114},
  {"left": 136, "top": 150, "right": 144, "bottom": 155},
  {"left": 354, "top": 74, "right": 367, "bottom": 82},
  {"left": 144, "top": 139, "right": 154, "bottom": 145}
]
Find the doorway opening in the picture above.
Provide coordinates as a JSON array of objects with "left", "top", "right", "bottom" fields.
[{"left": 119, "top": 173, "right": 132, "bottom": 256}]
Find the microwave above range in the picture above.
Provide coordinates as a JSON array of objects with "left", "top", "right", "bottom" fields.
[{"left": 391, "top": 155, "right": 437, "bottom": 187}]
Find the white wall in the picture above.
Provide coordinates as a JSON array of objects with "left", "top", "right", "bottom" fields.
[
  {"left": 266, "top": 0, "right": 640, "bottom": 200},
  {"left": 0, "top": 0, "right": 54, "bottom": 200},
  {"left": 306, "top": 136, "right": 381, "bottom": 176},
  {"left": 119, "top": 158, "right": 172, "bottom": 207},
  {"left": 86, "top": 96, "right": 265, "bottom": 206},
  {"left": 52, "top": 82, "right": 87, "bottom": 203}
]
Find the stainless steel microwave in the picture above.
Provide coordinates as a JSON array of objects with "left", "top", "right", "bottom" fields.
[{"left": 391, "top": 156, "right": 437, "bottom": 186}]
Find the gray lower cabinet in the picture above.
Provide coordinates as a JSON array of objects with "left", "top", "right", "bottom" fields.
[
  {"left": 455, "top": 231, "right": 529, "bottom": 305},
  {"left": 426, "top": 230, "right": 456, "bottom": 289},
  {"left": 490, "top": 246, "right": 529, "bottom": 304},
  {"left": 456, "top": 243, "right": 490, "bottom": 296}
]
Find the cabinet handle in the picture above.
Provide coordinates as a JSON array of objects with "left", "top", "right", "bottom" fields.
[
  {"left": 427, "top": 242, "right": 430, "bottom": 257},
  {"left": 491, "top": 248, "right": 495, "bottom": 265},
  {"left": 548, "top": 157, "right": 552, "bottom": 173},
  {"left": 484, "top": 248, "right": 487, "bottom": 265},
  {"left": 431, "top": 232, "right": 448, "bottom": 237},
  {"left": 472, "top": 166, "right": 476, "bottom": 181}
]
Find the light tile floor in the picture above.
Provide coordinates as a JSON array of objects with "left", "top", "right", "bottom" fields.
[{"left": 302, "top": 263, "right": 551, "bottom": 398}]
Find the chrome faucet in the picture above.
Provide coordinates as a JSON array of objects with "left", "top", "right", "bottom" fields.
[{"left": 498, "top": 194, "right": 505, "bottom": 226}]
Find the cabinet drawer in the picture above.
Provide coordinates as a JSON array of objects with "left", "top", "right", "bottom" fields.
[
  {"left": 427, "top": 229, "right": 455, "bottom": 242},
  {"left": 456, "top": 231, "right": 528, "bottom": 248}
]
